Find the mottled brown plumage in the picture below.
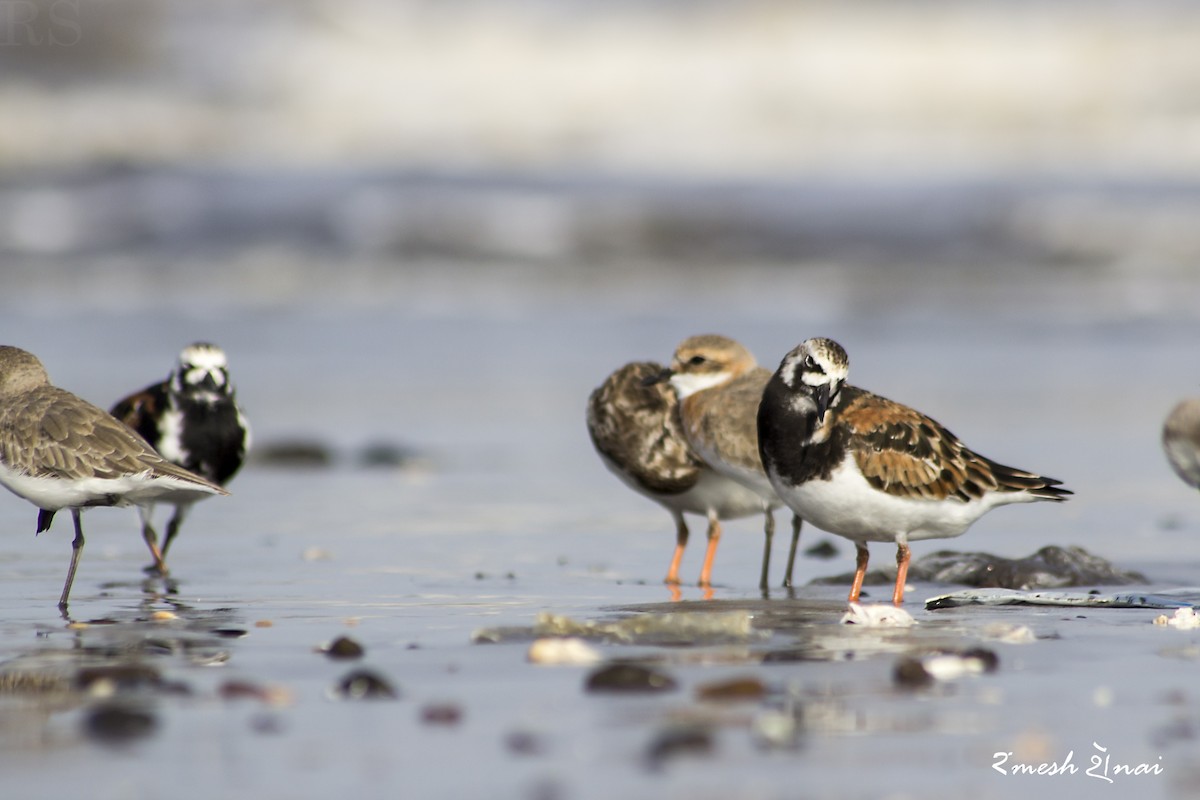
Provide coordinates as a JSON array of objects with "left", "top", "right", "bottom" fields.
[
  {"left": 587, "top": 361, "right": 702, "bottom": 497},
  {"left": 1164, "top": 397, "right": 1200, "bottom": 490},
  {"left": 587, "top": 360, "right": 769, "bottom": 589},
  {"left": 1, "top": 384, "right": 218, "bottom": 488},
  {"left": 840, "top": 387, "right": 1063, "bottom": 504}
]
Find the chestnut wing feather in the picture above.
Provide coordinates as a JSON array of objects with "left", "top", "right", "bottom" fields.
[{"left": 840, "top": 391, "right": 1000, "bottom": 502}]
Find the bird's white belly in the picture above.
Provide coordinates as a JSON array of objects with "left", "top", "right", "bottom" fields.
[
  {"left": 0, "top": 463, "right": 219, "bottom": 511},
  {"left": 773, "top": 456, "right": 992, "bottom": 543},
  {"left": 673, "top": 469, "right": 774, "bottom": 519},
  {"left": 689, "top": 438, "right": 777, "bottom": 504}
]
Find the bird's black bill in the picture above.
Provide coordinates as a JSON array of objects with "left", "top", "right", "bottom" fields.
[
  {"left": 642, "top": 368, "right": 673, "bottom": 387},
  {"left": 814, "top": 383, "right": 831, "bottom": 423}
]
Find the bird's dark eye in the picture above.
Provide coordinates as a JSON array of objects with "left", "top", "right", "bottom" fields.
[
  {"left": 803, "top": 356, "right": 816, "bottom": 369},
  {"left": 688, "top": 355, "right": 706, "bottom": 366}
]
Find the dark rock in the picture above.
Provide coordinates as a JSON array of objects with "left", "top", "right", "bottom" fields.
[
  {"left": 333, "top": 669, "right": 399, "bottom": 700},
  {"left": 251, "top": 440, "right": 335, "bottom": 468},
  {"left": 695, "top": 676, "right": 766, "bottom": 702},
  {"left": 504, "top": 730, "right": 546, "bottom": 756},
  {"left": 645, "top": 726, "right": 714, "bottom": 767},
  {"left": 356, "top": 441, "right": 421, "bottom": 469},
  {"left": 420, "top": 703, "right": 463, "bottom": 726},
  {"left": 219, "top": 680, "right": 271, "bottom": 701},
  {"left": 585, "top": 663, "right": 677, "bottom": 694},
  {"left": 804, "top": 539, "right": 840, "bottom": 559},
  {"left": 815, "top": 545, "right": 1145, "bottom": 591},
  {"left": 893, "top": 657, "right": 933, "bottom": 688},
  {"left": 325, "top": 636, "right": 365, "bottom": 659},
  {"left": 962, "top": 647, "right": 1000, "bottom": 673},
  {"left": 210, "top": 627, "right": 249, "bottom": 639},
  {"left": 83, "top": 703, "right": 157, "bottom": 744}
]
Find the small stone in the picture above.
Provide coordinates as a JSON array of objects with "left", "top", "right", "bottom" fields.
[
  {"left": 210, "top": 627, "right": 248, "bottom": 639},
  {"left": 527, "top": 637, "right": 602, "bottom": 666},
  {"left": 324, "top": 636, "right": 365, "bottom": 660},
  {"left": 219, "top": 680, "right": 294, "bottom": 707},
  {"left": 841, "top": 603, "right": 916, "bottom": 628},
  {"left": 254, "top": 620, "right": 274, "bottom": 628},
  {"left": 695, "top": 676, "right": 766, "bottom": 702},
  {"left": 332, "top": 669, "right": 398, "bottom": 700},
  {"left": 751, "top": 708, "right": 801, "bottom": 750},
  {"left": 252, "top": 440, "right": 334, "bottom": 468},
  {"left": 645, "top": 726, "right": 713, "bottom": 767},
  {"left": 149, "top": 610, "right": 177, "bottom": 622},
  {"left": 981, "top": 622, "right": 1037, "bottom": 644},
  {"left": 585, "top": 663, "right": 677, "bottom": 694},
  {"left": 302, "top": 547, "right": 333, "bottom": 561},
  {"left": 893, "top": 657, "right": 933, "bottom": 688},
  {"left": 420, "top": 703, "right": 463, "bottom": 726},
  {"left": 1157, "top": 608, "right": 1200, "bottom": 630},
  {"left": 804, "top": 539, "right": 840, "bottom": 559},
  {"left": 504, "top": 730, "right": 545, "bottom": 756},
  {"left": 83, "top": 703, "right": 157, "bottom": 744}
]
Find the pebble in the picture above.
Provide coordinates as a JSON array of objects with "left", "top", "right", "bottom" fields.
[
  {"left": 840, "top": 603, "right": 916, "bottom": 628},
  {"left": 751, "top": 708, "right": 801, "bottom": 750},
  {"left": 645, "top": 726, "right": 714, "bottom": 767},
  {"left": 420, "top": 703, "right": 463, "bottom": 726},
  {"left": 331, "top": 669, "right": 399, "bottom": 700},
  {"left": 83, "top": 703, "right": 157, "bottom": 744},
  {"left": 894, "top": 647, "right": 999, "bottom": 688},
  {"left": 323, "top": 636, "right": 366, "bottom": 659},
  {"left": 527, "top": 637, "right": 602, "bottom": 666},
  {"left": 1155, "top": 608, "right": 1200, "bottom": 630},
  {"left": 219, "top": 680, "right": 294, "bottom": 707},
  {"left": 695, "top": 676, "right": 766, "bottom": 702},
  {"left": 804, "top": 540, "right": 840, "bottom": 559},
  {"left": 584, "top": 663, "right": 677, "bottom": 694}
]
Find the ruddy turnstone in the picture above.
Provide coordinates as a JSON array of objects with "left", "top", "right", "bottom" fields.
[
  {"left": 656, "top": 335, "right": 804, "bottom": 589},
  {"left": 1163, "top": 397, "right": 1200, "bottom": 489},
  {"left": 587, "top": 361, "right": 770, "bottom": 589},
  {"left": 757, "top": 337, "right": 1070, "bottom": 605},
  {"left": 110, "top": 342, "right": 250, "bottom": 573},
  {"left": 0, "top": 346, "right": 227, "bottom": 608}
]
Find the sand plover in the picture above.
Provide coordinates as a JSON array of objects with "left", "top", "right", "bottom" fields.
[
  {"left": 1163, "top": 397, "right": 1200, "bottom": 489},
  {"left": 656, "top": 335, "right": 804, "bottom": 589},
  {"left": 0, "top": 346, "right": 227, "bottom": 608},
  {"left": 588, "top": 361, "right": 770, "bottom": 590},
  {"left": 757, "top": 337, "right": 1070, "bottom": 605},
  {"left": 111, "top": 342, "right": 250, "bottom": 573}
]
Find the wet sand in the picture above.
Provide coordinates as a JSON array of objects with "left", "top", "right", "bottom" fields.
[{"left": 2, "top": 271, "right": 1200, "bottom": 800}]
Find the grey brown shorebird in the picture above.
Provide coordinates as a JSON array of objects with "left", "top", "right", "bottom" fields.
[
  {"left": 111, "top": 342, "right": 250, "bottom": 573},
  {"left": 0, "top": 346, "right": 227, "bottom": 609},
  {"left": 757, "top": 337, "right": 1070, "bottom": 606},
  {"left": 1163, "top": 397, "right": 1200, "bottom": 490},
  {"left": 652, "top": 335, "right": 805, "bottom": 590}
]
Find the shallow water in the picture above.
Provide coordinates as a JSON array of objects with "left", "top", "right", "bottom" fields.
[{"left": 2, "top": 259, "right": 1200, "bottom": 800}]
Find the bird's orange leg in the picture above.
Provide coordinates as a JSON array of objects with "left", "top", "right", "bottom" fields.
[
  {"left": 848, "top": 544, "right": 869, "bottom": 603},
  {"left": 698, "top": 513, "right": 722, "bottom": 588},
  {"left": 892, "top": 542, "right": 911, "bottom": 606}
]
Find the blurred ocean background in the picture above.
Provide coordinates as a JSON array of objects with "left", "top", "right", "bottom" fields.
[{"left": 3, "top": 5, "right": 1200, "bottom": 798}]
